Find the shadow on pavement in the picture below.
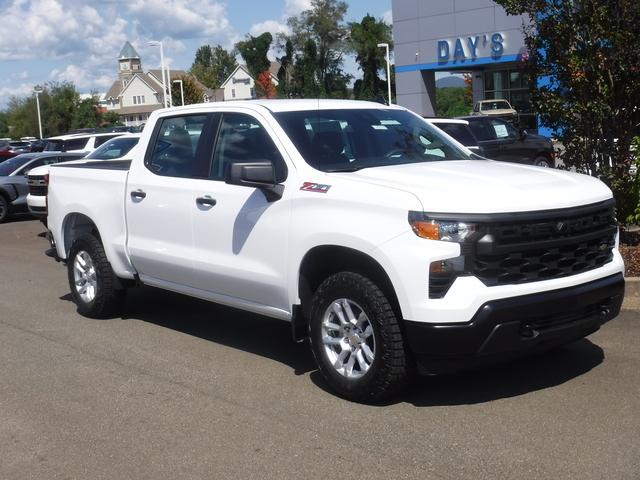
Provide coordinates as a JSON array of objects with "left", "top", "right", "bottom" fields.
[
  {"left": 63, "top": 283, "right": 605, "bottom": 404},
  {"left": 122, "top": 285, "right": 317, "bottom": 376}
]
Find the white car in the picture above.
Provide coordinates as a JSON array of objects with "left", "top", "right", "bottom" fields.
[
  {"left": 45, "top": 100, "right": 624, "bottom": 402},
  {"left": 27, "top": 134, "right": 140, "bottom": 221},
  {"left": 43, "top": 132, "right": 126, "bottom": 154}
]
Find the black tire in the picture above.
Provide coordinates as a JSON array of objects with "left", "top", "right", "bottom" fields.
[
  {"left": 0, "top": 195, "right": 8, "bottom": 223},
  {"left": 67, "top": 232, "right": 124, "bottom": 318},
  {"left": 534, "top": 156, "right": 552, "bottom": 168},
  {"left": 309, "top": 272, "right": 412, "bottom": 403}
]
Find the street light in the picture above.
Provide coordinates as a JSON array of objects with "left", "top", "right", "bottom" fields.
[
  {"left": 33, "top": 86, "right": 43, "bottom": 139},
  {"left": 148, "top": 40, "right": 168, "bottom": 108},
  {"left": 173, "top": 79, "right": 184, "bottom": 106},
  {"left": 377, "top": 43, "right": 392, "bottom": 105}
]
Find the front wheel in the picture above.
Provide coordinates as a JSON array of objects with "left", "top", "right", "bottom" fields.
[
  {"left": 309, "top": 272, "right": 412, "bottom": 403},
  {"left": 0, "top": 195, "right": 8, "bottom": 223},
  {"left": 67, "top": 233, "right": 124, "bottom": 318},
  {"left": 534, "top": 156, "right": 552, "bottom": 168}
]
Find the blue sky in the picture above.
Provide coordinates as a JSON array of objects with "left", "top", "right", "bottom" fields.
[{"left": 0, "top": 0, "right": 392, "bottom": 108}]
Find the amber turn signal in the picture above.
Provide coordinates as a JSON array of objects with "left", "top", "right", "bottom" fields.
[{"left": 411, "top": 220, "right": 440, "bottom": 240}]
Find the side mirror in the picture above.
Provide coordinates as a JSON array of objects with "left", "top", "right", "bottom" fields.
[
  {"left": 519, "top": 128, "right": 528, "bottom": 140},
  {"left": 225, "top": 161, "right": 284, "bottom": 202}
]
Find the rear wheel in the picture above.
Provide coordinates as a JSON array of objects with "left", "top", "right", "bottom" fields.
[
  {"left": 67, "top": 233, "right": 124, "bottom": 318},
  {"left": 309, "top": 272, "right": 412, "bottom": 403}
]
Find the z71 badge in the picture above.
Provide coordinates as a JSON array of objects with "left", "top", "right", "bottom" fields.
[{"left": 300, "top": 182, "right": 331, "bottom": 193}]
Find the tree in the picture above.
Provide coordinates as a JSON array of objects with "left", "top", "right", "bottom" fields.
[
  {"left": 495, "top": 0, "right": 640, "bottom": 223},
  {"left": 171, "top": 75, "right": 205, "bottom": 106},
  {"left": 277, "top": 39, "right": 295, "bottom": 97},
  {"left": 236, "top": 32, "right": 272, "bottom": 82},
  {"left": 436, "top": 87, "right": 473, "bottom": 117},
  {"left": 349, "top": 14, "right": 392, "bottom": 101},
  {"left": 284, "top": 0, "right": 351, "bottom": 97},
  {"left": 190, "top": 44, "right": 238, "bottom": 89},
  {"left": 256, "top": 71, "right": 277, "bottom": 99},
  {"left": 0, "top": 111, "right": 9, "bottom": 137}
]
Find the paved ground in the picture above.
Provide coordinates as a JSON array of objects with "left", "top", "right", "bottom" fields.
[{"left": 1, "top": 218, "right": 638, "bottom": 480}]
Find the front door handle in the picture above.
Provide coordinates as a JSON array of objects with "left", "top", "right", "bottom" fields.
[
  {"left": 196, "top": 196, "right": 217, "bottom": 207},
  {"left": 130, "top": 189, "right": 146, "bottom": 200}
]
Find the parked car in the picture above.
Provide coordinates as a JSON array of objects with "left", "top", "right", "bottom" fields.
[
  {"left": 46, "top": 99, "right": 623, "bottom": 402},
  {"left": 0, "top": 141, "right": 32, "bottom": 162},
  {"left": 43, "top": 132, "right": 125, "bottom": 153},
  {"left": 458, "top": 115, "right": 555, "bottom": 167},
  {"left": 0, "top": 152, "right": 84, "bottom": 223},
  {"left": 427, "top": 118, "right": 484, "bottom": 156},
  {"left": 27, "top": 134, "right": 141, "bottom": 222},
  {"left": 472, "top": 99, "right": 518, "bottom": 123}
]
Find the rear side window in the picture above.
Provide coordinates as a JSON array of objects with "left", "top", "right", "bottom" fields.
[
  {"left": 467, "top": 119, "right": 494, "bottom": 141},
  {"left": 436, "top": 123, "right": 478, "bottom": 146},
  {"left": 64, "top": 137, "right": 90, "bottom": 151},
  {"left": 147, "top": 115, "right": 209, "bottom": 178},
  {"left": 210, "top": 112, "right": 287, "bottom": 182},
  {"left": 94, "top": 135, "right": 119, "bottom": 148}
]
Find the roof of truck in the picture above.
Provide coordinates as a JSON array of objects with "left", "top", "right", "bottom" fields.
[{"left": 157, "top": 99, "right": 406, "bottom": 114}]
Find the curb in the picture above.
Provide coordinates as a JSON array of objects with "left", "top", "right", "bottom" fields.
[{"left": 623, "top": 277, "right": 640, "bottom": 310}]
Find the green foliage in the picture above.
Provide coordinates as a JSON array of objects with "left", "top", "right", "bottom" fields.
[
  {"left": 0, "top": 111, "right": 9, "bottom": 137},
  {"left": 101, "top": 111, "right": 122, "bottom": 127},
  {"left": 495, "top": 0, "right": 640, "bottom": 224},
  {"left": 189, "top": 44, "right": 238, "bottom": 89},
  {"left": 171, "top": 75, "right": 204, "bottom": 106},
  {"left": 277, "top": 39, "right": 295, "bottom": 97},
  {"left": 283, "top": 0, "right": 351, "bottom": 97},
  {"left": 348, "top": 14, "right": 392, "bottom": 102},
  {"left": 236, "top": 32, "right": 273, "bottom": 85},
  {"left": 436, "top": 87, "right": 473, "bottom": 118},
  {"left": 2, "top": 82, "right": 116, "bottom": 138}
]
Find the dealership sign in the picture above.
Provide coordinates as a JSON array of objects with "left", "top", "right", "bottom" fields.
[{"left": 437, "top": 33, "right": 505, "bottom": 62}]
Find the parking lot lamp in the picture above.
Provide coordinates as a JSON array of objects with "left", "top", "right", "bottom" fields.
[
  {"left": 377, "top": 43, "right": 392, "bottom": 105},
  {"left": 33, "top": 86, "right": 43, "bottom": 139},
  {"left": 148, "top": 41, "right": 168, "bottom": 108}
]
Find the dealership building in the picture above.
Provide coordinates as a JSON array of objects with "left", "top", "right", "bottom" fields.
[{"left": 392, "top": 0, "right": 548, "bottom": 135}]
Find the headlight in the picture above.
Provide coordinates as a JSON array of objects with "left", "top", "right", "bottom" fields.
[{"left": 410, "top": 218, "right": 478, "bottom": 242}]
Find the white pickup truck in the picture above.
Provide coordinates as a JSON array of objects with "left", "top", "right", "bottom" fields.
[{"left": 46, "top": 100, "right": 625, "bottom": 402}]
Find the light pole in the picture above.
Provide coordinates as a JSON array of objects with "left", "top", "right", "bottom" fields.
[
  {"left": 173, "top": 79, "right": 184, "bottom": 106},
  {"left": 377, "top": 43, "right": 392, "bottom": 105},
  {"left": 33, "top": 86, "right": 43, "bottom": 139},
  {"left": 148, "top": 40, "right": 168, "bottom": 108},
  {"left": 167, "top": 64, "right": 173, "bottom": 107}
]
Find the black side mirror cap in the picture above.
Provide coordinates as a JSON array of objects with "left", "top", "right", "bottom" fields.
[
  {"left": 225, "top": 161, "right": 284, "bottom": 202},
  {"left": 519, "top": 128, "right": 528, "bottom": 140}
]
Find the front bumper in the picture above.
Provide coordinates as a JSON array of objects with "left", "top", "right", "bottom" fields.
[{"left": 404, "top": 273, "right": 624, "bottom": 374}]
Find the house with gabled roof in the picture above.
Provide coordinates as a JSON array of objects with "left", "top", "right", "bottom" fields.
[
  {"left": 103, "top": 42, "right": 214, "bottom": 127},
  {"left": 219, "top": 63, "right": 280, "bottom": 101}
]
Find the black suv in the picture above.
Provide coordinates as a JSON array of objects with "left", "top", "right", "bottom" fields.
[{"left": 457, "top": 116, "right": 555, "bottom": 167}]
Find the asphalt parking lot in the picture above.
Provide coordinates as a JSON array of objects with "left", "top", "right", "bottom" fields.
[{"left": 1, "top": 218, "right": 638, "bottom": 480}]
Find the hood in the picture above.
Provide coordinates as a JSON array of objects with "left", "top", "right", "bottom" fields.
[
  {"left": 331, "top": 160, "right": 612, "bottom": 214},
  {"left": 483, "top": 109, "right": 517, "bottom": 115}
]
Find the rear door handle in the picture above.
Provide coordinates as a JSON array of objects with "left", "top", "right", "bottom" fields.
[
  {"left": 130, "top": 189, "right": 146, "bottom": 200},
  {"left": 196, "top": 195, "right": 217, "bottom": 207}
]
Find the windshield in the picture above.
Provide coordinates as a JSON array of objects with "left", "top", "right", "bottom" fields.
[
  {"left": 0, "top": 154, "right": 35, "bottom": 176},
  {"left": 274, "top": 109, "right": 473, "bottom": 172},
  {"left": 435, "top": 123, "right": 478, "bottom": 146},
  {"left": 85, "top": 137, "right": 139, "bottom": 160},
  {"left": 481, "top": 101, "right": 511, "bottom": 111}
]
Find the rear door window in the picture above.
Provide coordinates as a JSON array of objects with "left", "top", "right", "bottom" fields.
[
  {"left": 64, "top": 137, "right": 90, "bottom": 151},
  {"left": 436, "top": 123, "right": 478, "bottom": 146}
]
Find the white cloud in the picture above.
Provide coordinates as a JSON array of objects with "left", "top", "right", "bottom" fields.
[
  {"left": 284, "top": 0, "right": 312, "bottom": 16},
  {"left": 249, "top": 20, "right": 290, "bottom": 38},
  {"left": 382, "top": 9, "right": 393, "bottom": 25},
  {"left": 0, "top": 83, "right": 37, "bottom": 99},
  {"left": 127, "top": 0, "right": 231, "bottom": 39},
  {"left": 49, "top": 64, "right": 113, "bottom": 91}
]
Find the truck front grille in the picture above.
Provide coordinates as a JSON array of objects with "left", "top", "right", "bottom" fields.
[
  {"left": 473, "top": 203, "right": 616, "bottom": 287},
  {"left": 28, "top": 175, "right": 48, "bottom": 196}
]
